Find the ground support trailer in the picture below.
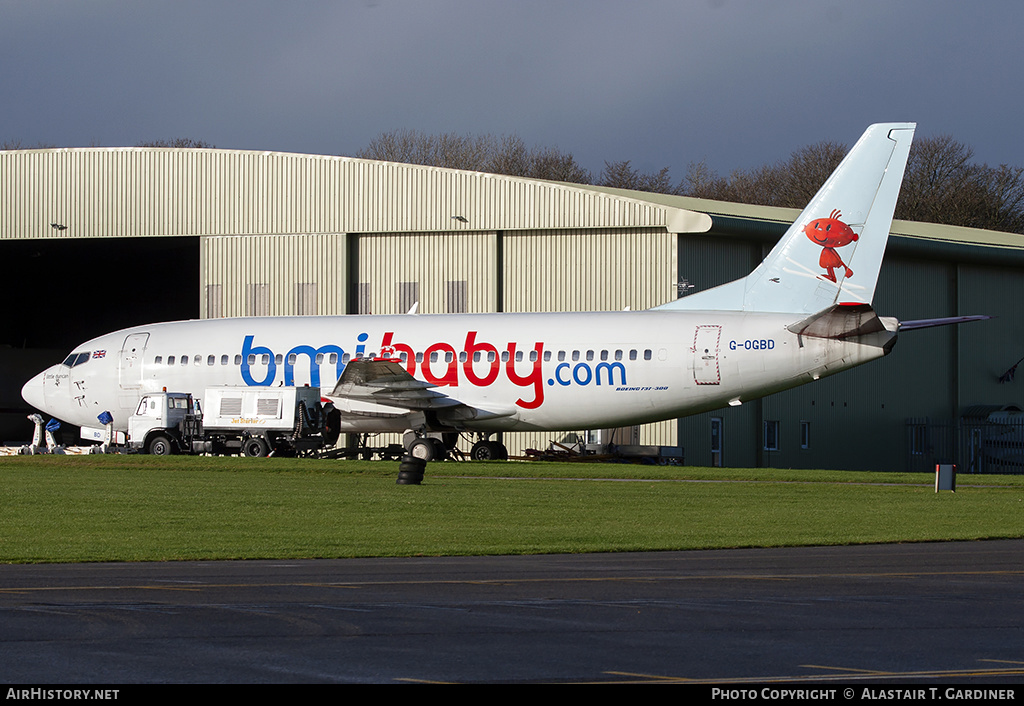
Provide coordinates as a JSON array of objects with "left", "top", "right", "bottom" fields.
[{"left": 128, "top": 386, "right": 326, "bottom": 457}]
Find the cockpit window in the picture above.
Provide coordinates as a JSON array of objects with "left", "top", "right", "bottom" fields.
[{"left": 62, "top": 352, "right": 91, "bottom": 367}]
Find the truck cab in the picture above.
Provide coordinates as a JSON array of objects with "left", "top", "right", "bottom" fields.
[{"left": 128, "top": 392, "right": 201, "bottom": 455}]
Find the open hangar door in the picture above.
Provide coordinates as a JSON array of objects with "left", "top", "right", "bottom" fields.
[{"left": 0, "top": 237, "right": 199, "bottom": 442}]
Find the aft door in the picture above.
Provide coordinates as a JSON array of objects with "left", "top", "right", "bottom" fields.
[
  {"left": 693, "top": 325, "right": 721, "bottom": 385},
  {"left": 119, "top": 333, "right": 150, "bottom": 389}
]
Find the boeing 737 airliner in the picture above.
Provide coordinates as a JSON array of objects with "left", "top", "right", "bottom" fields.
[{"left": 22, "top": 123, "right": 977, "bottom": 459}]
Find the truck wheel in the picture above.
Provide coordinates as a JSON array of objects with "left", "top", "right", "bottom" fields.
[
  {"left": 242, "top": 437, "right": 269, "bottom": 457},
  {"left": 147, "top": 435, "right": 175, "bottom": 456}
]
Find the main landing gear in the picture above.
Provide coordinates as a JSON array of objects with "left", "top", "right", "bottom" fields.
[{"left": 396, "top": 432, "right": 509, "bottom": 484}]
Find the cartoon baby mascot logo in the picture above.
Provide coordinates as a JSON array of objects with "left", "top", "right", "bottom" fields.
[{"left": 803, "top": 209, "right": 859, "bottom": 282}]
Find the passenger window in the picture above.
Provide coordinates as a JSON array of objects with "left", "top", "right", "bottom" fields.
[
  {"left": 644, "top": 349, "right": 653, "bottom": 361},
  {"left": 207, "top": 355, "right": 215, "bottom": 366},
  {"left": 180, "top": 356, "right": 188, "bottom": 366},
  {"left": 155, "top": 356, "right": 163, "bottom": 365},
  {"left": 221, "top": 355, "right": 229, "bottom": 365},
  {"left": 168, "top": 356, "right": 176, "bottom": 366}
]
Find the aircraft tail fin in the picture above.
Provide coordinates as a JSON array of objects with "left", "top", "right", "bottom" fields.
[{"left": 658, "top": 122, "right": 916, "bottom": 314}]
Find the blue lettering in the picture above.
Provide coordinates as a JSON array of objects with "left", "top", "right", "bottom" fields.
[
  {"left": 240, "top": 335, "right": 276, "bottom": 386},
  {"left": 554, "top": 362, "right": 572, "bottom": 386},
  {"left": 572, "top": 363, "right": 592, "bottom": 385},
  {"left": 595, "top": 362, "right": 627, "bottom": 386},
  {"left": 728, "top": 339, "right": 775, "bottom": 352},
  {"left": 284, "top": 344, "right": 346, "bottom": 387},
  {"left": 548, "top": 361, "right": 628, "bottom": 388}
]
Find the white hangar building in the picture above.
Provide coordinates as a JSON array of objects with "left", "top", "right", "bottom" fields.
[{"left": 3, "top": 146, "right": 1024, "bottom": 471}]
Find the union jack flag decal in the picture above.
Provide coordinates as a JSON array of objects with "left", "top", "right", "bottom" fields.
[{"left": 93, "top": 350, "right": 106, "bottom": 359}]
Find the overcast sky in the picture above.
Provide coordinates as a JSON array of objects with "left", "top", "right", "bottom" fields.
[{"left": 2, "top": 0, "right": 1021, "bottom": 180}]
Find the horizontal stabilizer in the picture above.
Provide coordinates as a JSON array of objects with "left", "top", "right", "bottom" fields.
[
  {"left": 900, "top": 315, "right": 991, "bottom": 331},
  {"left": 787, "top": 303, "right": 887, "bottom": 340}
]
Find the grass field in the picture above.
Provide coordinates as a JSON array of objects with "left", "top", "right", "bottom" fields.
[{"left": 1, "top": 455, "right": 1022, "bottom": 563}]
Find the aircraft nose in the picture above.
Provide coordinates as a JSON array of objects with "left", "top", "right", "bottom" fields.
[{"left": 21, "top": 371, "right": 47, "bottom": 412}]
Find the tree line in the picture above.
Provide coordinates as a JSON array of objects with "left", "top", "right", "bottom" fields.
[{"left": 357, "top": 129, "right": 1024, "bottom": 234}]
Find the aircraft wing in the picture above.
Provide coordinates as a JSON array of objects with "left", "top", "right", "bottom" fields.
[
  {"left": 325, "top": 358, "right": 516, "bottom": 426},
  {"left": 329, "top": 358, "right": 461, "bottom": 410}
]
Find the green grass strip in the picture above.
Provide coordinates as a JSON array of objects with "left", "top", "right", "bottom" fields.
[{"left": 1, "top": 456, "right": 1022, "bottom": 563}]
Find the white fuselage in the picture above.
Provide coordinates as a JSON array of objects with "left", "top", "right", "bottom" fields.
[{"left": 21, "top": 309, "right": 896, "bottom": 434}]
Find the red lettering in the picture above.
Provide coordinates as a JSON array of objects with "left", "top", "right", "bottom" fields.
[
  {"left": 376, "top": 331, "right": 546, "bottom": 409},
  {"left": 422, "top": 342, "right": 459, "bottom": 386},
  {"left": 463, "top": 331, "right": 500, "bottom": 386},
  {"left": 379, "top": 332, "right": 416, "bottom": 375},
  {"left": 505, "top": 342, "right": 545, "bottom": 410}
]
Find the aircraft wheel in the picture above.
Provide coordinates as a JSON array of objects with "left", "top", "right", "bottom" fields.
[
  {"left": 147, "top": 434, "right": 175, "bottom": 456},
  {"left": 409, "top": 438, "right": 439, "bottom": 461},
  {"left": 470, "top": 440, "right": 507, "bottom": 461},
  {"left": 242, "top": 436, "right": 269, "bottom": 457}
]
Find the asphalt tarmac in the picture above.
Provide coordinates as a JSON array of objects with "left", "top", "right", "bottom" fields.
[{"left": 1, "top": 540, "right": 1022, "bottom": 684}]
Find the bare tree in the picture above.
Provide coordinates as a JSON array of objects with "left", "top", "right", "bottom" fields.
[
  {"left": 358, "top": 129, "right": 591, "bottom": 183},
  {"left": 2, "top": 139, "right": 57, "bottom": 150},
  {"left": 360, "top": 128, "right": 1024, "bottom": 234},
  {"left": 137, "top": 138, "right": 215, "bottom": 148}
]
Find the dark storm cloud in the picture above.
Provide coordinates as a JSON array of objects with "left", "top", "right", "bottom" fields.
[{"left": 2, "top": 0, "right": 1022, "bottom": 178}]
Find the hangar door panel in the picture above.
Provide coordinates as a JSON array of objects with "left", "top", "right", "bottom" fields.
[{"left": 355, "top": 232, "right": 497, "bottom": 314}]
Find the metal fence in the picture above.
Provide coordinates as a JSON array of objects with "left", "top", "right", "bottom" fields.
[{"left": 906, "top": 419, "right": 1024, "bottom": 474}]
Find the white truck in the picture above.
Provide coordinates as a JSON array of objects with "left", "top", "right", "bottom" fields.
[{"left": 128, "top": 386, "right": 325, "bottom": 456}]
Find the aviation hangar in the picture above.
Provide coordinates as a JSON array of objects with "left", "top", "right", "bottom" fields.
[{"left": 2, "top": 146, "right": 1023, "bottom": 472}]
